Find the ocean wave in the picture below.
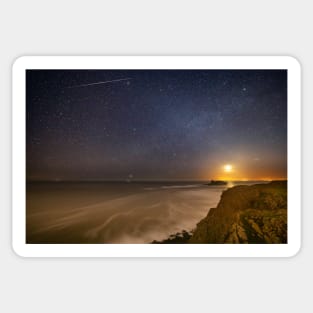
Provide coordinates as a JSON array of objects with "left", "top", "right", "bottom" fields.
[{"left": 161, "top": 184, "right": 201, "bottom": 189}]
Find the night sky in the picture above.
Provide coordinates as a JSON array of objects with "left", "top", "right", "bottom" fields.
[{"left": 26, "top": 69, "right": 287, "bottom": 181}]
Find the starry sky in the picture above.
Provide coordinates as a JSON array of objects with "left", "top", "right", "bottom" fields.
[{"left": 26, "top": 69, "right": 287, "bottom": 181}]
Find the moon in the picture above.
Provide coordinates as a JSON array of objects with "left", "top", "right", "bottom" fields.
[{"left": 223, "top": 164, "right": 233, "bottom": 173}]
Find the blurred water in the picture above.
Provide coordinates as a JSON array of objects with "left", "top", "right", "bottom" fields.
[{"left": 26, "top": 181, "right": 265, "bottom": 243}]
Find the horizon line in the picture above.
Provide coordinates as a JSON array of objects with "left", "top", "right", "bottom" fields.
[{"left": 26, "top": 178, "right": 287, "bottom": 183}]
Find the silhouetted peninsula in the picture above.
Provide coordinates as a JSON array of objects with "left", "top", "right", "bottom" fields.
[{"left": 206, "top": 180, "right": 227, "bottom": 186}]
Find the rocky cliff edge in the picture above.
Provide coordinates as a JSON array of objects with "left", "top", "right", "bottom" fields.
[{"left": 189, "top": 181, "right": 287, "bottom": 244}]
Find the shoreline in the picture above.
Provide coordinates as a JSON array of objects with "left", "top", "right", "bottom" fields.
[{"left": 153, "top": 180, "right": 287, "bottom": 244}]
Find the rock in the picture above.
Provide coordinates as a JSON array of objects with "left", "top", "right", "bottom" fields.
[{"left": 189, "top": 181, "right": 287, "bottom": 244}]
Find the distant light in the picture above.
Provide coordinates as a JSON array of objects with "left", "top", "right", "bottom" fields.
[{"left": 223, "top": 164, "right": 233, "bottom": 173}]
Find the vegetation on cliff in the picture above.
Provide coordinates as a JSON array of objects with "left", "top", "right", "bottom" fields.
[{"left": 152, "top": 230, "right": 192, "bottom": 244}]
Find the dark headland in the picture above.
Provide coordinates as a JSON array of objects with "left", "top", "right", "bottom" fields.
[
  {"left": 206, "top": 180, "right": 227, "bottom": 186},
  {"left": 153, "top": 181, "right": 287, "bottom": 244}
]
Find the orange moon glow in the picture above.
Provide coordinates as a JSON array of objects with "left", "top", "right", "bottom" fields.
[{"left": 223, "top": 164, "right": 233, "bottom": 173}]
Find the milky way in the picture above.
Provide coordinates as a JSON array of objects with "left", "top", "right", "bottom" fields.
[{"left": 26, "top": 70, "right": 287, "bottom": 181}]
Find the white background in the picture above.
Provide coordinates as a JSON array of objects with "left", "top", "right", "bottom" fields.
[{"left": 0, "top": 1, "right": 311, "bottom": 312}]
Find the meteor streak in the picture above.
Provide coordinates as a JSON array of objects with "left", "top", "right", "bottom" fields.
[{"left": 67, "top": 77, "right": 132, "bottom": 88}]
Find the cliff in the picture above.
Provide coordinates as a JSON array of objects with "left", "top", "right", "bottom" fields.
[{"left": 189, "top": 181, "right": 287, "bottom": 244}]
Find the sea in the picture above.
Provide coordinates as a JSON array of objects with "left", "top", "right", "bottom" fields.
[{"left": 26, "top": 181, "right": 268, "bottom": 244}]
